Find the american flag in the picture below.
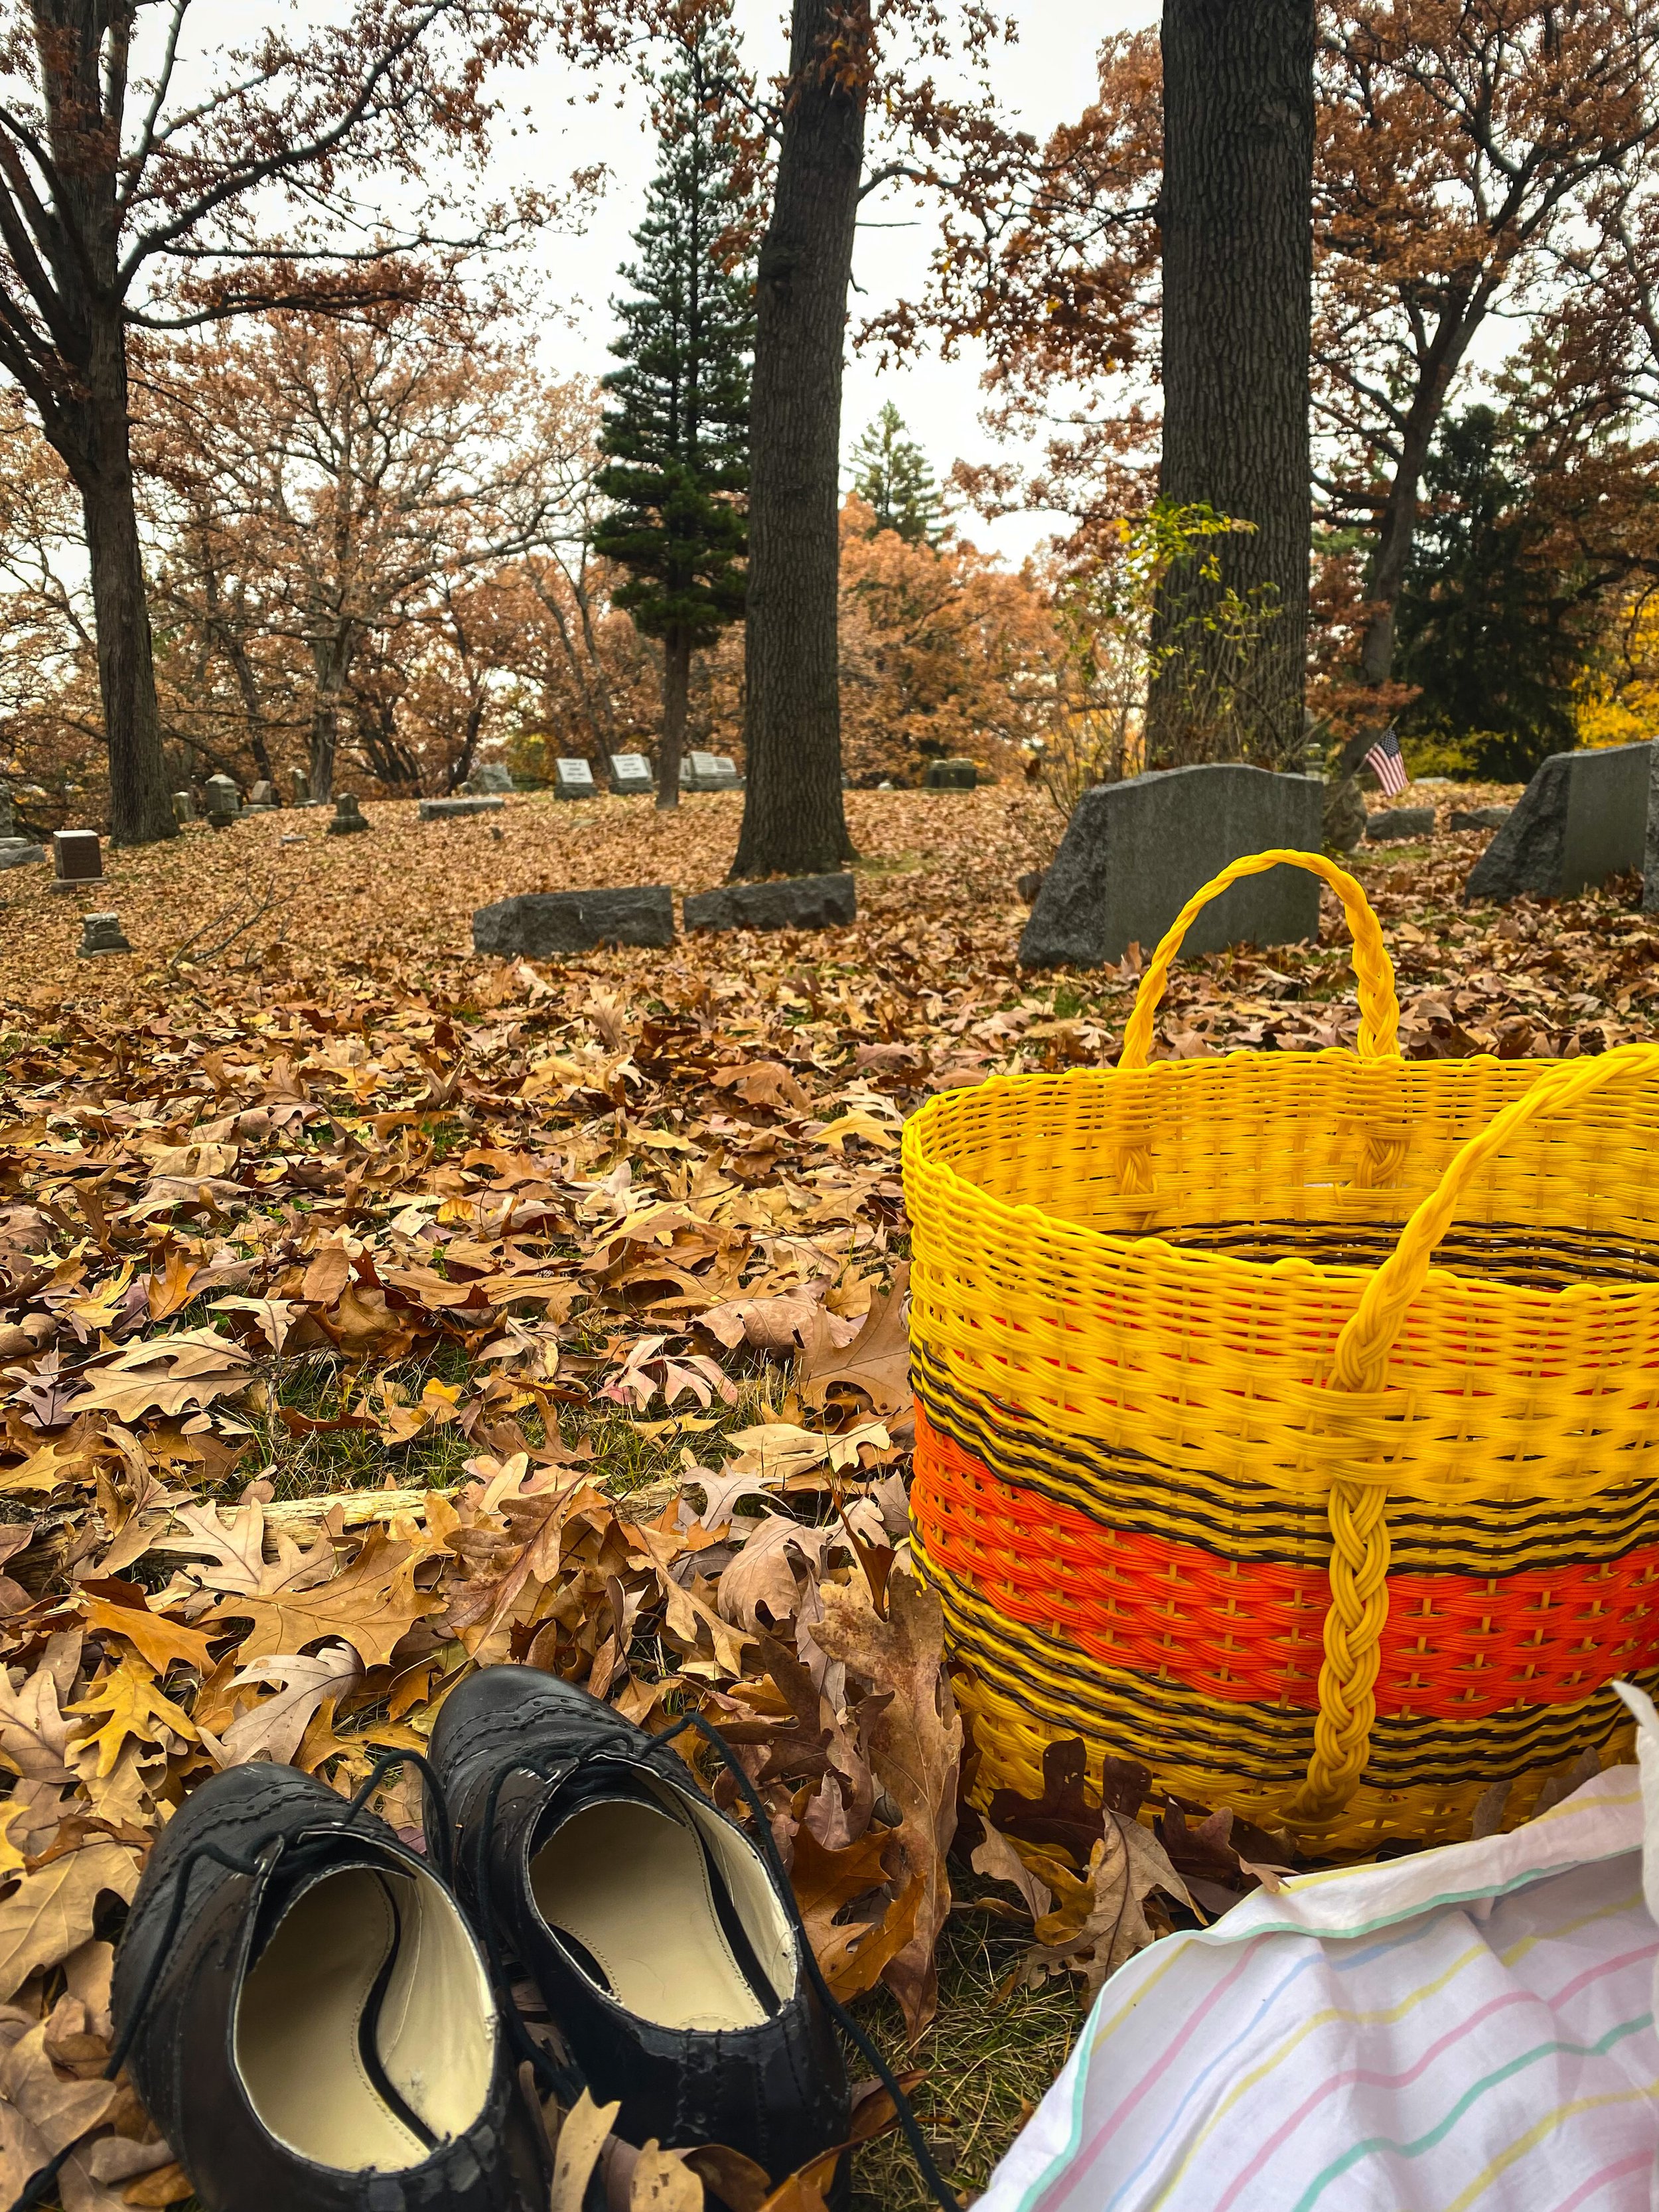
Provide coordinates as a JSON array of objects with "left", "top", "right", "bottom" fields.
[{"left": 1362, "top": 726, "right": 1410, "bottom": 798}]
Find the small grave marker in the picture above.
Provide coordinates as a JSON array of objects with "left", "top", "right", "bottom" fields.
[
  {"left": 51, "top": 830, "right": 103, "bottom": 893},
  {"left": 923, "top": 758, "right": 978, "bottom": 790},
  {"left": 172, "top": 791, "right": 194, "bottom": 825},
  {"left": 1451, "top": 805, "right": 1512, "bottom": 832},
  {"left": 466, "top": 762, "right": 514, "bottom": 795},
  {"left": 203, "top": 774, "right": 240, "bottom": 827},
  {"left": 246, "top": 780, "right": 278, "bottom": 809},
  {"left": 680, "top": 751, "right": 740, "bottom": 792},
  {"left": 292, "top": 769, "right": 312, "bottom": 804},
  {"left": 609, "top": 753, "right": 654, "bottom": 796},
  {"left": 553, "top": 757, "right": 597, "bottom": 801},
  {"left": 419, "top": 796, "right": 504, "bottom": 821},
  {"left": 1366, "top": 806, "right": 1435, "bottom": 842},
  {"left": 0, "top": 838, "right": 45, "bottom": 871},
  {"left": 326, "top": 794, "right": 370, "bottom": 836},
  {"left": 78, "top": 912, "right": 130, "bottom": 957}
]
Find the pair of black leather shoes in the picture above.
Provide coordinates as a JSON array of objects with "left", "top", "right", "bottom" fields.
[{"left": 93, "top": 1666, "right": 851, "bottom": 2212}]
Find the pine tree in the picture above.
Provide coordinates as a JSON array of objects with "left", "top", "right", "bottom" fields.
[
  {"left": 849, "top": 404, "right": 942, "bottom": 546},
  {"left": 595, "top": 15, "right": 756, "bottom": 809}
]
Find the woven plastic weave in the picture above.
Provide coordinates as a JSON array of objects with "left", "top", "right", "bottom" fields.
[{"left": 903, "top": 849, "right": 1659, "bottom": 1852}]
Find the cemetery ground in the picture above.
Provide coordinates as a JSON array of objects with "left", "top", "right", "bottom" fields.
[{"left": 1, "top": 778, "right": 1654, "bottom": 2211}]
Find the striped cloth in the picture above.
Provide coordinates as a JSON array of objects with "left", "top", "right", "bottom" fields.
[{"left": 979, "top": 1763, "right": 1659, "bottom": 2212}]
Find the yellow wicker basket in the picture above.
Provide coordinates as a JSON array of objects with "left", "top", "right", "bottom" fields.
[{"left": 903, "top": 848, "right": 1659, "bottom": 1853}]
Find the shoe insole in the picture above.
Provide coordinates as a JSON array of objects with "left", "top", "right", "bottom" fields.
[
  {"left": 530, "top": 1797, "right": 768, "bottom": 2033},
  {"left": 236, "top": 1865, "right": 431, "bottom": 2172}
]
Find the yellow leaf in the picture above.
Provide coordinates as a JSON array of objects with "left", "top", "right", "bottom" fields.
[
  {"left": 68, "top": 1659, "right": 198, "bottom": 1777},
  {"left": 0, "top": 1840, "right": 140, "bottom": 2000},
  {"left": 81, "top": 1595, "right": 216, "bottom": 1676}
]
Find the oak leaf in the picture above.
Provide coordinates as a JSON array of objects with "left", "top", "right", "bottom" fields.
[
  {"left": 0, "top": 1841, "right": 140, "bottom": 2000},
  {"left": 70, "top": 1329, "right": 252, "bottom": 1424},
  {"left": 215, "top": 1527, "right": 440, "bottom": 1667},
  {"left": 222, "top": 1645, "right": 362, "bottom": 1767},
  {"left": 80, "top": 1595, "right": 214, "bottom": 1677},
  {"left": 68, "top": 1660, "right": 198, "bottom": 1777},
  {"left": 796, "top": 1266, "right": 912, "bottom": 1417}
]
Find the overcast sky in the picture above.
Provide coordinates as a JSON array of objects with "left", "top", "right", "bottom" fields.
[{"left": 186, "top": 0, "right": 1160, "bottom": 563}]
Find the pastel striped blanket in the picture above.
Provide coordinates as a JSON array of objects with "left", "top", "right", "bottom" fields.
[{"left": 979, "top": 1763, "right": 1659, "bottom": 2212}]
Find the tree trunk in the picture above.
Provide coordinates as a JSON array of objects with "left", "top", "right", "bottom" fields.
[
  {"left": 74, "top": 318, "right": 175, "bottom": 845},
  {"left": 658, "top": 630, "right": 690, "bottom": 810},
  {"left": 309, "top": 631, "right": 353, "bottom": 800},
  {"left": 1147, "top": 0, "right": 1315, "bottom": 771},
  {"left": 731, "top": 0, "right": 863, "bottom": 879}
]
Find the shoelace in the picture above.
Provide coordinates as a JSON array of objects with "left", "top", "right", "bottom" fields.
[
  {"left": 5, "top": 1749, "right": 452, "bottom": 2212},
  {"left": 470, "top": 1707, "right": 965, "bottom": 2212}
]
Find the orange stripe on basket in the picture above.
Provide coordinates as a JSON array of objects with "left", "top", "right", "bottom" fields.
[{"left": 913, "top": 1407, "right": 1659, "bottom": 1720}]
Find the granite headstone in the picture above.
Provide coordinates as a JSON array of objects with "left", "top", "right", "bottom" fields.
[
  {"left": 0, "top": 839, "right": 45, "bottom": 871},
  {"left": 52, "top": 829, "right": 103, "bottom": 889},
  {"left": 1020, "top": 763, "right": 1325, "bottom": 970},
  {"left": 326, "top": 794, "right": 370, "bottom": 836},
  {"left": 472, "top": 887, "right": 676, "bottom": 955},
  {"left": 553, "top": 758, "right": 597, "bottom": 801},
  {"left": 78, "top": 913, "right": 131, "bottom": 957},
  {"left": 246, "top": 780, "right": 278, "bottom": 810},
  {"left": 684, "top": 874, "right": 857, "bottom": 934},
  {"left": 609, "top": 752, "right": 654, "bottom": 796},
  {"left": 172, "top": 790, "right": 195, "bottom": 825},
  {"left": 923, "top": 758, "right": 978, "bottom": 790},
  {"left": 680, "top": 751, "right": 740, "bottom": 792},
  {"left": 467, "top": 762, "right": 514, "bottom": 795},
  {"left": 1468, "top": 741, "right": 1650, "bottom": 905},
  {"left": 203, "top": 774, "right": 241, "bottom": 826},
  {"left": 1366, "top": 806, "right": 1435, "bottom": 842},
  {"left": 420, "top": 796, "right": 504, "bottom": 822},
  {"left": 1451, "top": 805, "right": 1512, "bottom": 832}
]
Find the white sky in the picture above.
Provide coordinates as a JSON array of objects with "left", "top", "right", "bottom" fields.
[{"left": 182, "top": 0, "right": 1161, "bottom": 563}]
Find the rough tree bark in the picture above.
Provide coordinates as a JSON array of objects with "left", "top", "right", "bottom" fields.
[
  {"left": 1146, "top": 0, "right": 1314, "bottom": 770},
  {"left": 658, "top": 629, "right": 689, "bottom": 810},
  {"left": 730, "top": 0, "right": 863, "bottom": 879}
]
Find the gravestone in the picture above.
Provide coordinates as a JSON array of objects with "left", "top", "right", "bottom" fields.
[
  {"left": 609, "top": 753, "right": 654, "bottom": 796},
  {"left": 172, "top": 790, "right": 194, "bottom": 826},
  {"left": 467, "top": 762, "right": 514, "bottom": 795},
  {"left": 246, "top": 780, "right": 278, "bottom": 810},
  {"left": 203, "top": 774, "right": 240, "bottom": 827},
  {"left": 326, "top": 794, "right": 370, "bottom": 836},
  {"left": 292, "top": 769, "right": 311, "bottom": 804},
  {"left": 1366, "top": 806, "right": 1435, "bottom": 842},
  {"left": 0, "top": 839, "right": 45, "bottom": 871},
  {"left": 924, "top": 758, "right": 978, "bottom": 790},
  {"left": 0, "top": 789, "right": 15, "bottom": 838},
  {"left": 1644, "top": 748, "right": 1659, "bottom": 917},
  {"left": 51, "top": 830, "right": 103, "bottom": 893},
  {"left": 78, "top": 912, "right": 130, "bottom": 958},
  {"left": 1451, "top": 805, "right": 1512, "bottom": 832},
  {"left": 680, "top": 751, "right": 740, "bottom": 792},
  {"left": 553, "top": 757, "right": 597, "bottom": 802},
  {"left": 1467, "top": 741, "right": 1650, "bottom": 905},
  {"left": 420, "top": 796, "right": 504, "bottom": 822},
  {"left": 1020, "top": 763, "right": 1325, "bottom": 970},
  {"left": 472, "top": 887, "right": 675, "bottom": 956},
  {"left": 685, "top": 873, "right": 857, "bottom": 934}
]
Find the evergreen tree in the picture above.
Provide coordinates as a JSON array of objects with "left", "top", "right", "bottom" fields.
[
  {"left": 1396, "top": 406, "right": 1595, "bottom": 780},
  {"left": 596, "top": 15, "right": 755, "bottom": 808},
  {"left": 850, "top": 404, "right": 942, "bottom": 546}
]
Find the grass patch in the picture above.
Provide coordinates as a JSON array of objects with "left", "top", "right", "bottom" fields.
[{"left": 849, "top": 1885, "right": 1082, "bottom": 2210}]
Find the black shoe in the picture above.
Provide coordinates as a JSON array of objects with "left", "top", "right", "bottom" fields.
[
  {"left": 109, "top": 1761, "right": 542, "bottom": 2212},
  {"left": 429, "top": 1665, "right": 851, "bottom": 2196}
]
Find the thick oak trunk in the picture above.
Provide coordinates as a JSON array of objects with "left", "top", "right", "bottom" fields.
[
  {"left": 731, "top": 0, "right": 862, "bottom": 879},
  {"left": 74, "top": 319, "right": 175, "bottom": 845},
  {"left": 1147, "top": 0, "right": 1315, "bottom": 770},
  {"left": 308, "top": 631, "right": 352, "bottom": 800},
  {"left": 658, "top": 630, "right": 689, "bottom": 810}
]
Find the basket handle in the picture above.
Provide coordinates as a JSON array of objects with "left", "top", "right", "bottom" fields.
[
  {"left": 1119, "top": 849, "right": 1400, "bottom": 1070},
  {"left": 1291, "top": 1040, "right": 1659, "bottom": 1827}
]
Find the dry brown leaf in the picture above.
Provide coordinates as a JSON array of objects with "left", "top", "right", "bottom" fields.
[
  {"left": 796, "top": 1266, "right": 912, "bottom": 1417},
  {"left": 1025, "top": 1808, "right": 1193, "bottom": 2000},
  {"left": 811, "top": 1565, "right": 960, "bottom": 2035},
  {"left": 970, "top": 1821, "right": 1055, "bottom": 1922},
  {"left": 80, "top": 1595, "right": 214, "bottom": 1677},
  {"left": 629, "top": 2142, "right": 703, "bottom": 2210},
  {"left": 215, "top": 1527, "right": 440, "bottom": 1668},
  {"left": 70, "top": 1329, "right": 252, "bottom": 1423},
  {"left": 0, "top": 1841, "right": 141, "bottom": 2001},
  {"left": 221, "top": 1645, "right": 362, "bottom": 1766},
  {"left": 0, "top": 2017, "right": 120, "bottom": 2205},
  {"left": 549, "top": 2089, "right": 620, "bottom": 2212}
]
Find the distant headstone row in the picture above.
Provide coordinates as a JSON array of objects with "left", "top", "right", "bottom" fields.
[{"left": 473, "top": 873, "right": 856, "bottom": 956}]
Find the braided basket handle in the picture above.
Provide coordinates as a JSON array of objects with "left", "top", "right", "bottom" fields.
[
  {"left": 1119, "top": 848, "right": 1400, "bottom": 1070},
  {"left": 1290, "top": 1039, "right": 1659, "bottom": 1829}
]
